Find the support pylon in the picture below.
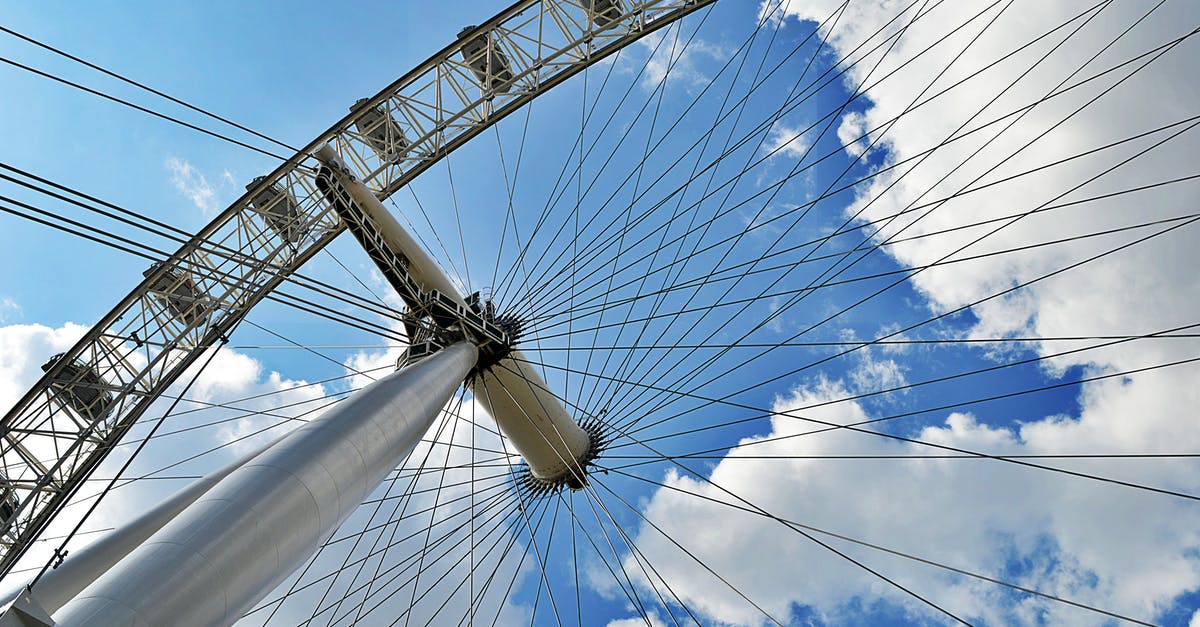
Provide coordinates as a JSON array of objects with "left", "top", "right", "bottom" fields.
[{"left": 50, "top": 342, "right": 477, "bottom": 626}]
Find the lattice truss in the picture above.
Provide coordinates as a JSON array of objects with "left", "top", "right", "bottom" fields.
[{"left": 0, "top": 0, "right": 715, "bottom": 577}]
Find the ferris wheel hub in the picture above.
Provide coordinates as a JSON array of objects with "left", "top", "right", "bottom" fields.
[{"left": 314, "top": 144, "right": 596, "bottom": 489}]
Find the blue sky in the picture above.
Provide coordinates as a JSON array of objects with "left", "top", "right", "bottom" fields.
[{"left": 2, "top": 1, "right": 1199, "bottom": 625}]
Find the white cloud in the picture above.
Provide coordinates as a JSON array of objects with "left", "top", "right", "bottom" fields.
[
  {"left": 0, "top": 321, "right": 89, "bottom": 412},
  {"left": 166, "top": 157, "right": 220, "bottom": 216},
  {"left": 625, "top": 373, "right": 1200, "bottom": 625},
  {"left": 622, "top": 1, "right": 1200, "bottom": 624},
  {"left": 635, "top": 27, "right": 731, "bottom": 94},
  {"left": 608, "top": 610, "right": 668, "bottom": 627},
  {"left": 836, "top": 110, "right": 871, "bottom": 159},
  {"left": 0, "top": 317, "right": 534, "bottom": 624},
  {"left": 0, "top": 297, "right": 20, "bottom": 324},
  {"left": 764, "top": 122, "right": 812, "bottom": 160}
]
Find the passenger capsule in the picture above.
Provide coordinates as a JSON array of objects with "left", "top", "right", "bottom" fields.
[
  {"left": 40, "top": 353, "right": 114, "bottom": 422},
  {"left": 458, "top": 26, "right": 514, "bottom": 92},
  {"left": 143, "top": 262, "right": 211, "bottom": 326},
  {"left": 582, "top": 0, "right": 624, "bottom": 27},
  {"left": 246, "top": 176, "right": 305, "bottom": 243},
  {"left": 0, "top": 476, "right": 17, "bottom": 534},
  {"left": 351, "top": 98, "right": 410, "bottom": 164}
]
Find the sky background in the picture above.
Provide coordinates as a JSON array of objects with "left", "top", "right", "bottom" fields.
[{"left": 1, "top": 0, "right": 1199, "bottom": 625}]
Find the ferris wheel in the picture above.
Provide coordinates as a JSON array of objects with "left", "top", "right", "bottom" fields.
[{"left": 1, "top": 0, "right": 1199, "bottom": 624}]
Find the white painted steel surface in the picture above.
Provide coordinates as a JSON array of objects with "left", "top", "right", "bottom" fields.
[
  {"left": 474, "top": 356, "right": 591, "bottom": 481},
  {"left": 22, "top": 440, "right": 274, "bottom": 615},
  {"left": 315, "top": 146, "right": 591, "bottom": 482},
  {"left": 52, "top": 342, "right": 478, "bottom": 626}
]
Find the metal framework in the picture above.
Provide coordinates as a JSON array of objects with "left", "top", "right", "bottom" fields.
[{"left": 0, "top": 0, "right": 717, "bottom": 578}]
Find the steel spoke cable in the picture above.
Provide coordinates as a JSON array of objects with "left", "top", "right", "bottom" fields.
[
  {"left": 442, "top": 155, "right": 474, "bottom": 294},
  {"left": 265, "top": 470, "right": 511, "bottom": 624},
  {"left": 522, "top": 496, "right": 564, "bottom": 627},
  {"left": 501, "top": 0, "right": 942, "bottom": 313},
  {"left": 302, "top": 389, "right": 466, "bottom": 625},
  {"left": 487, "top": 104, "right": 538, "bottom": 317},
  {"left": 506, "top": 342, "right": 1200, "bottom": 502},
  {"left": 607, "top": 452, "right": 1200, "bottom": 462},
  {"left": 495, "top": 0, "right": 863, "bottom": 313},
  {"left": 510, "top": 0, "right": 1049, "bottom": 321},
  {"left": 254, "top": 482, "right": 516, "bottom": 615},
  {"left": 605, "top": 69, "right": 1200, "bottom": 445},
  {"left": 522, "top": 155, "right": 1200, "bottom": 333},
  {"left": 372, "top": 480, "right": 554, "bottom": 624},
  {"left": 575, "top": 16, "right": 697, "bottom": 422},
  {"left": 470, "top": 397, "right": 478, "bottom": 625},
  {"left": 498, "top": 340, "right": 968, "bottom": 624},
  {"left": 592, "top": 428, "right": 971, "bottom": 625},
  {"left": 567, "top": 490, "right": 581, "bottom": 627},
  {"left": 531, "top": 321, "right": 1200, "bottom": 449},
  {"left": 0, "top": 162, "right": 407, "bottom": 325},
  {"left": 490, "top": 8, "right": 690, "bottom": 306},
  {"left": 467, "top": 496, "right": 555, "bottom": 627},
  {"left": 605, "top": 353, "right": 1200, "bottom": 499},
  {"left": 491, "top": 422, "right": 567, "bottom": 626},
  {"left": 581, "top": 481, "right": 698, "bottom": 626},
  {"left": 574, "top": 0, "right": 1004, "bottom": 428},
  {"left": 320, "top": 248, "right": 393, "bottom": 309},
  {"left": 319, "top": 481, "right": 530, "bottom": 625},
  {"left": 398, "top": 186, "right": 472, "bottom": 295},
  {"left": 368, "top": 469, "right": 520, "bottom": 627},
  {"left": 322, "top": 396, "right": 473, "bottom": 625},
  {"left": 547, "top": 0, "right": 1104, "bottom": 410},
  {"left": 607, "top": 342, "right": 1200, "bottom": 466},
  {"left": 524, "top": 208, "right": 1200, "bottom": 344},
  {"left": 584, "top": 0, "right": 853, "bottom": 423},
  {"left": 573, "top": 477, "right": 656, "bottom": 624},
  {"left": 0, "top": 191, "right": 417, "bottom": 347},
  {"left": 254, "top": 486, "right": 520, "bottom": 622},
  {"left": 392, "top": 390, "right": 471, "bottom": 627},
  {"left": 548, "top": 487, "right": 656, "bottom": 625},
  {"left": 578, "top": 0, "right": 817, "bottom": 422},
  {"left": 600, "top": 464, "right": 1156, "bottom": 626},
  {"left": 492, "top": 2, "right": 728, "bottom": 306},
  {"left": 514, "top": 0, "right": 1141, "bottom": 323},
  {"left": 591, "top": 16, "right": 1193, "bottom": 439},
  {"left": 418, "top": 492, "right": 547, "bottom": 627}
]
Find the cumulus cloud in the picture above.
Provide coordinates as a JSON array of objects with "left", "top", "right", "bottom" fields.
[
  {"left": 608, "top": 610, "right": 668, "bottom": 627},
  {"left": 166, "top": 157, "right": 221, "bottom": 216},
  {"left": 620, "top": 1, "right": 1200, "bottom": 624},
  {"left": 635, "top": 26, "right": 731, "bottom": 94},
  {"left": 625, "top": 372, "right": 1200, "bottom": 625},
  {"left": 0, "top": 321, "right": 328, "bottom": 570},
  {"left": 0, "top": 297, "right": 20, "bottom": 324},
  {"left": 764, "top": 122, "right": 813, "bottom": 160}
]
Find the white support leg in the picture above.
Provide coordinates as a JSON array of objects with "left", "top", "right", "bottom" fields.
[
  {"left": 15, "top": 439, "right": 275, "bottom": 616},
  {"left": 53, "top": 342, "right": 478, "bottom": 627}
]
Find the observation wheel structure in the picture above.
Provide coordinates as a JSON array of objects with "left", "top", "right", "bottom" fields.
[
  {"left": 1, "top": 0, "right": 1199, "bottom": 625},
  {"left": 0, "top": 0, "right": 712, "bottom": 578}
]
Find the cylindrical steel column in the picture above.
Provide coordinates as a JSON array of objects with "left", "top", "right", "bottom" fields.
[
  {"left": 472, "top": 353, "right": 591, "bottom": 482},
  {"left": 53, "top": 342, "right": 478, "bottom": 627},
  {"left": 315, "top": 145, "right": 592, "bottom": 485},
  {"left": 23, "top": 440, "right": 275, "bottom": 615}
]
